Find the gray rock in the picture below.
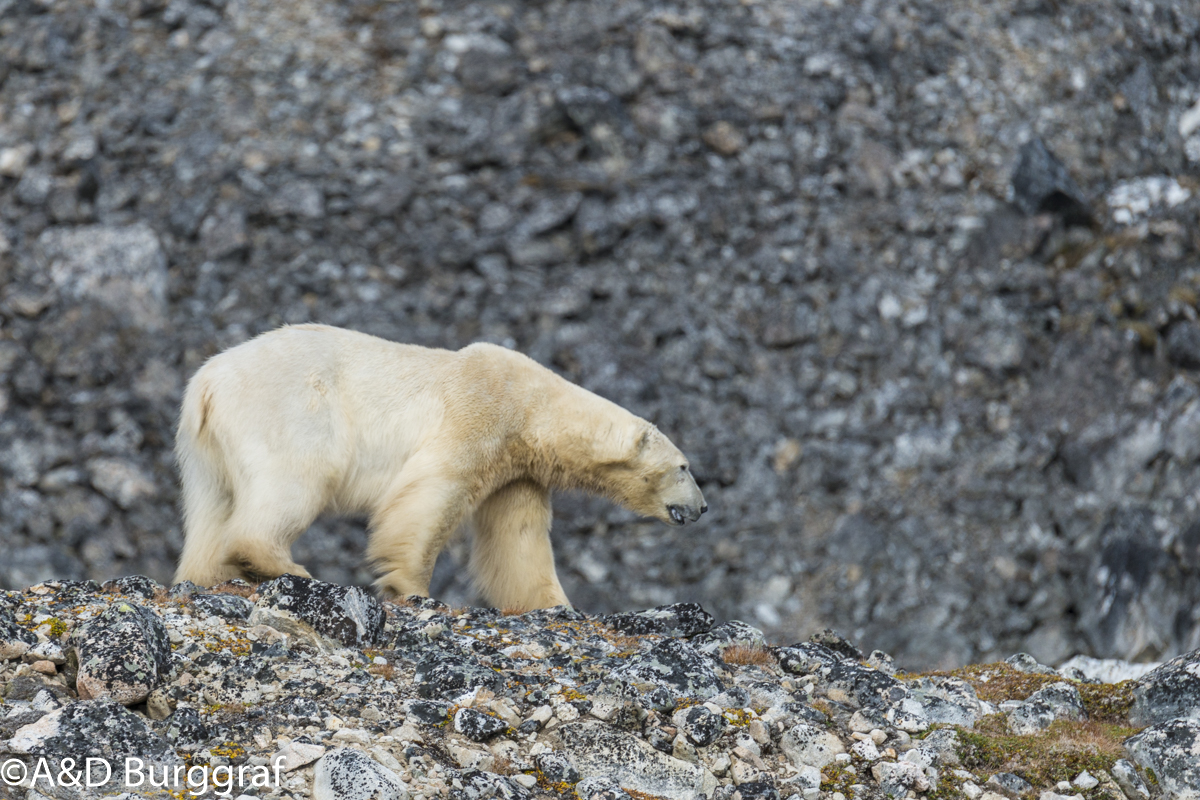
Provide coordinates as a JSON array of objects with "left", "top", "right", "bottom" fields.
[
  {"left": 1009, "top": 138, "right": 1090, "bottom": 225},
  {"left": 1006, "top": 682, "right": 1086, "bottom": 734},
  {"left": 575, "top": 776, "right": 634, "bottom": 800},
  {"left": 776, "top": 642, "right": 902, "bottom": 709},
  {"left": 313, "top": 747, "right": 409, "bottom": 800},
  {"left": 269, "top": 179, "right": 325, "bottom": 219},
  {"left": 6, "top": 699, "right": 180, "bottom": 768},
  {"left": 1005, "top": 653, "right": 1058, "bottom": 675},
  {"left": 692, "top": 620, "right": 766, "bottom": 657},
  {"left": 672, "top": 705, "right": 726, "bottom": 747},
  {"left": 557, "top": 721, "right": 717, "bottom": 800},
  {"left": 532, "top": 751, "right": 579, "bottom": 785},
  {"left": 37, "top": 223, "right": 168, "bottom": 330},
  {"left": 0, "top": 610, "right": 38, "bottom": 660},
  {"left": 900, "top": 675, "right": 986, "bottom": 727},
  {"left": 456, "top": 770, "right": 532, "bottom": 800},
  {"left": 453, "top": 707, "right": 507, "bottom": 742},
  {"left": 253, "top": 575, "right": 385, "bottom": 649},
  {"left": 1111, "top": 758, "right": 1150, "bottom": 800},
  {"left": 1168, "top": 323, "right": 1200, "bottom": 370},
  {"left": 414, "top": 654, "right": 504, "bottom": 701},
  {"left": 1057, "top": 655, "right": 1160, "bottom": 684},
  {"left": 604, "top": 603, "right": 715, "bottom": 638},
  {"left": 87, "top": 457, "right": 156, "bottom": 509},
  {"left": 191, "top": 592, "right": 254, "bottom": 621},
  {"left": 778, "top": 722, "right": 846, "bottom": 769},
  {"left": 989, "top": 772, "right": 1033, "bottom": 796},
  {"left": 609, "top": 639, "right": 725, "bottom": 701},
  {"left": 1130, "top": 649, "right": 1200, "bottom": 726},
  {"left": 1124, "top": 718, "right": 1200, "bottom": 800},
  {"left": 72, "top": 601, "right": 171, "bottom": 705}
]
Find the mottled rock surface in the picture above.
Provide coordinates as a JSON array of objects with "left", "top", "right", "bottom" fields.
[
  {"left": 2, "top": 0, "right": 1200, "bottom": 675},
  {"left": 254, "top": 574, "right": 385, "bottom": 649},
  {"left": 0, "top": 579, "right": 1189, "bottom": 799},
  {"left": 72, "top": 600, "right": 171, "bottom": 704}
]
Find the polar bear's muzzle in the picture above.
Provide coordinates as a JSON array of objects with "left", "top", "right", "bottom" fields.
[{"left": 667, "top": 503, "right": 706, "bottom": 526}]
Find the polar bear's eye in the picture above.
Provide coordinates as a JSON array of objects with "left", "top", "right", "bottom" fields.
[{"left": 680, "top": 464, "right": 688, "bottom": 472}]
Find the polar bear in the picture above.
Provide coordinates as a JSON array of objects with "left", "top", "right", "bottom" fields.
[{"left": 174, "top": 324, "right": 706, "bottom": 610}]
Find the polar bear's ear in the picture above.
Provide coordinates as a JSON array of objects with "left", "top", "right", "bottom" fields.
[{"left": 592, "top": 422, "right": 649, "bottom": 464}]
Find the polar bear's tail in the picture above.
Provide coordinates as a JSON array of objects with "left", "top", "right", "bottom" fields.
[{"left": 174, "top": 371, "right": 240, "bottom": 586}]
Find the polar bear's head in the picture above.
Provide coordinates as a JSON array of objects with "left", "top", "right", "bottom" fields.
[{"left": 595, "top": 423, "right": 707, "bottom": 527}]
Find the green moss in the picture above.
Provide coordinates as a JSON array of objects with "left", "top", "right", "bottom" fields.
[
  {"left": 1078, "top": 681, "right": 1136, "bottom": 724},
  {"left": 954, "top": 716, "right": 1141, "bottom": 788}
]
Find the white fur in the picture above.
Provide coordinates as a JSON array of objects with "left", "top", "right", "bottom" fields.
[{"left": 174, "top": 324, "right": 705, "bottom": 609}]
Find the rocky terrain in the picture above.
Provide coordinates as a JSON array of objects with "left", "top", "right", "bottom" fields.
[
  {"left": 0, "top": 576, "right": 1196, "bottom": 800},
  {"left": 3, "top": 0, "right": 1200, "bottom": 670}
]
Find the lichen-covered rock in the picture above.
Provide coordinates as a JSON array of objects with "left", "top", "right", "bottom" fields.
[
  {"left": 7, "top": 699, "right": 179, "bottom": 766},
  {"left": 72, "top": 600, "right": 171, "bottom": 704},
  {"left": 808, "top": 629, "right": 865, "bottom": 661},
  {"left": 574, "top": 776, "right": 633, "bottom": 800},
  {"left": 1124, "top": 718, "right": 1200, "bottom": 800},
  {"left": 253, "top": 575, "right": 385, "bottom": 649},
  {"left": 900, "top": 675, "right": 987, "bottom": 727},
  {"left": 313, "top": 747, "right": 409, "bottom": 800},
  {"left": 872, "top": 760, "right": 931, "bottom": 798},
  {"left": 414, "top": 655, "right": 504, "bottom": 700},
  {"left": 692, "top": 620, "right": 766, "bottom": 657},
  {"left": 162, "top": 706, "right": 209, "bottom": 748},
  {"left": 1005, "top": 653, "right": 1059, "bottom": 675},
  {"left": 779, "top": 722, "right": 846, "bottom": 769},
  {"left": 776, "top": 642, "right": 902, "bottom": 709},
  {"left": 603, "top": 603, "right": 715, "bottom": 637},
  {"left": 191, "top": 593, "right": 254, "bottom": 622},
  {"left": 609, "top": 639, "right": 725, "bottom": 701},
  {"left": 672, "top": 705, "right": 726, "bottom": 746},
  {"left": 454, "top": 707, "right": 507, "bottom": 742},
  {"left": 0, "top": 610, "right": 38, "bottom": 660},
  {"left": 37, "top": 223, "right": 168, "bottom": 330},
  {"left": 533, "top": 751, "right": 580, "bottom": 785},
  {"left": 732, "top": 780, "right": 779, "bottom": 800},
  {"left": 1007, "top": 682, "right": 1086, "bottom": 734},
  {"left": 102, "top": 575, "right": 162, "bottom": 600},
  {"left": 455, "top": 770, "right": 532, "bottom": 800},
  {"left": 406, "top": 699, "right": 454, "bottom": 724},
  {"left": 558, "top": 721, "right": 717, "bottom": 799},
  {"left": 1130, "top": 649, "right": 1200, "bottom": 726},
  {"left": 1111, "top": 758, "right": 1151, "bottom": 800}
]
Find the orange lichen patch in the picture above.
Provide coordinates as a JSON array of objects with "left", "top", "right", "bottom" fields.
[
  {"left": 624, "top": 790, "right": 666, "bottom": 800},
  {"left": 722, "top": 644, "right": 777, "bottom": 667},
  {"left": 722, "top": 708, "right": 756, "bottom": 727},
  {"left": 209, "top": 741, "right": 248, "bottom": 763},
  {"left": 202, "top": 635, "right": 252, "bottom": 657}
]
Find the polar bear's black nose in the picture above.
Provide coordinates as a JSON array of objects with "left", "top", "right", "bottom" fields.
[{"left": 701, "top": 504, "right": 708, "bottom": 514}]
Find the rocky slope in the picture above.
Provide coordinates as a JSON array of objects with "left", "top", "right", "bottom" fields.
[
  {"left": 0, "top": 577, "right": 1195, "bottom": 800},
  {"left": 3, "top": 0, "right": 1200, "bottom": 670}
]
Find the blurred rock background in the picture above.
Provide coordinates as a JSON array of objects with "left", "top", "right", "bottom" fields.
[{"left": 2, "top": 0, "right": 1200, "bottom": 670}]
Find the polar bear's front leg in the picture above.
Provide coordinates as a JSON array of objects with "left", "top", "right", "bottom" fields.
[
  {"left": 367, "top": 469, "right": 472, "bottom": 600},
  {"left": 470, "top": 480, "right": 570, "bottom": 612}
]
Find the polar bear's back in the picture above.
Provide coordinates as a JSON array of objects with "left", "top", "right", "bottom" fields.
[{"left": 178, "top": 325, "right": 457, "bottom": 512}]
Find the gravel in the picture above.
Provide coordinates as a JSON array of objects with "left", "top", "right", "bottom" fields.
[
  {"left": 0, "top": 577, "right": 1190, "bottom": 798},
  {"left": 2, "top": 0, "right": 1200, "bottom": 673}
]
